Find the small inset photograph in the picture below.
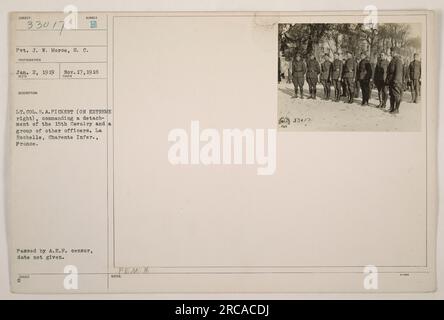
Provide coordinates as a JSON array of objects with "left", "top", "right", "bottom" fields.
[{"left": 277, "top": 23, "right": 422, "bottom": 131}]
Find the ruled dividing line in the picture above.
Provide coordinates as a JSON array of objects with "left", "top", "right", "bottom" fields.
[
  {"left": 16, "top": 78, "right": 107, "bottom": 80},
  {"left": 16, "top": 61, "right": 108, "bottom": 64},
  {"left": 16, "top": 45, "right": 107, "bottom": 47},
  {"left": 16, "top": 29, "right": 107, "bottom": 32}
]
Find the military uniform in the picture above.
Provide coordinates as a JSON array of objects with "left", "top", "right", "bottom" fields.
[
  {"left": 306, "top": 57, "right": 321, "bottom": 99},
  {"left": 320, "top": 59, "right": 332, "bottom": 99},
  {"left": 357, "top": 57, "right": 373, "bottom": 105},
  {"left": 386, "top": 55, "right": 404, "bottom": 113},
  {"left": 291, "top": 58, "right": 306, "bottom": 98},
  {"left": 373, "top": 58, "right": 389, "bottom": 108},
  {"left": 331, "top": 58, "right": 343, "bottom": 101},
  {"left": 342, "top": 57, "right": 356, "bottom": 103},
  {"left": 409, "top": 59, "right": 421, "bottom": 103}
]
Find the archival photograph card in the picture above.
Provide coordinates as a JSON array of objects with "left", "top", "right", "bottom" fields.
[{"left": 7, "top": 10, "right": 437, "bottom": 293}]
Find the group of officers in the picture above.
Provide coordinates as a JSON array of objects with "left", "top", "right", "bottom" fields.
[{"left": 282, "top": 47, "right": 421, "bottom": 114}]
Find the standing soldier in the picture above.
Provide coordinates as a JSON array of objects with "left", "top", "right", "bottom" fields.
[
  {"left": 373, "top": 52, "right": 389, "bottom": 108},
  {"left": 343, "top": 51, "right": 356, "bottom": 104},
  {"left": 280, "top": 56, "right": 290, "bottom": 84},
  {"left": 358, "top": 51, "right": 373, "bottom": 106},
  {"left": 341, "top": 58, "right": 347, "bottom": 97},
  {"left": 354, "top": 56, "right": 361, "bottom": 98},
  {"left": 320, "top": 53, "right": 332, "bottom": 100},
  {"left": 386, "top": 47, "right": 404, "bottom": 114},
  {"left": 331, "top": 52, "right": 343, "bottom": 102},
  {"left": 306, "top": 52, "right": 321, "bottom": 99},
  {"left": 282, "top": 49, "right": 293, "bottom": 84},
  {"left": 403, "top": 59, "right": 410, "bottom": 92},
  {"left": 291, "top": 53, "right": 306, "bottom": 99},
  {"left": 409, "top": 53, "right": 421, "bottom": 103}
]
